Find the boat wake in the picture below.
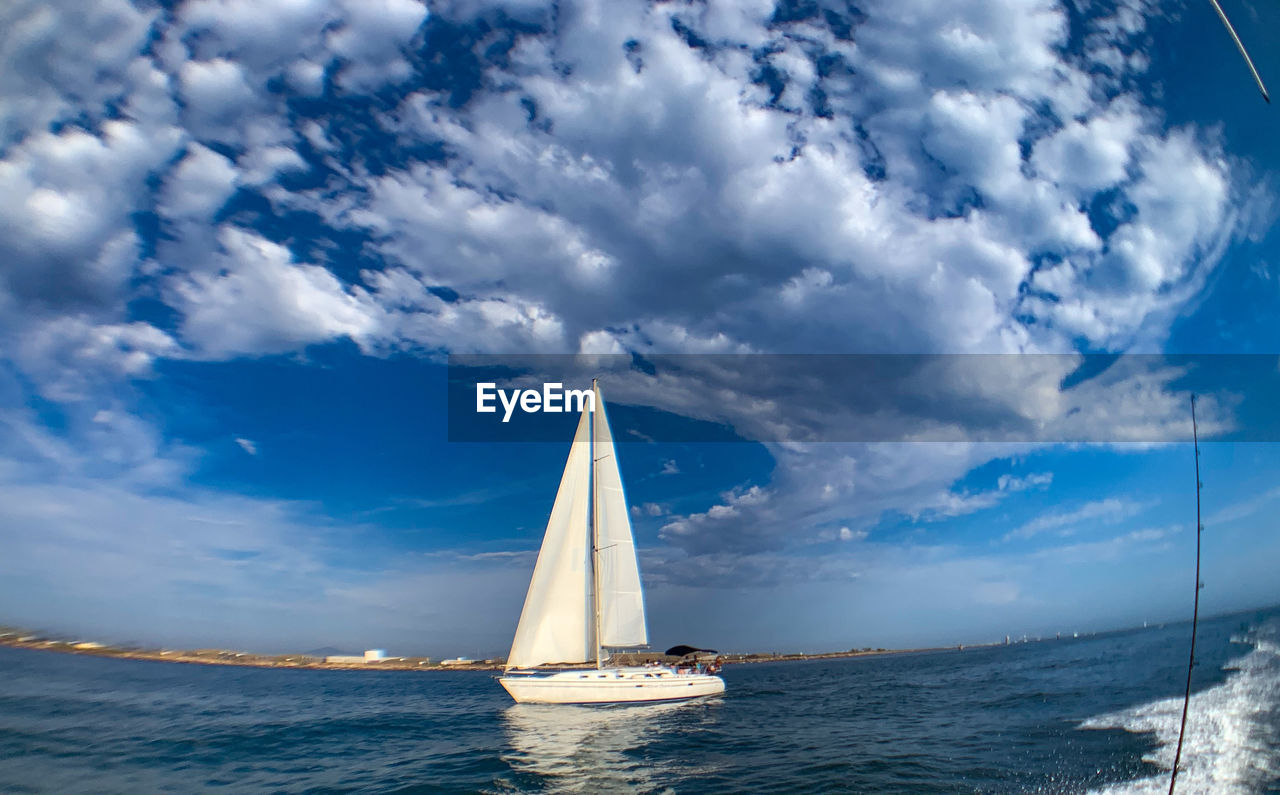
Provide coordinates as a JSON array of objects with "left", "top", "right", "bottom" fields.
[{"left": 1080, "top": 620, "right": 1280, "bottom": 793}]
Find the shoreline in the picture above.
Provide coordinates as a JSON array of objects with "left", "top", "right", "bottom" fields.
[
  {"left": 0, "top": 634, "right": 947, "bottom": 672},
  {"left": 0, "top": 636, "right": 494, "bottom": 671},
  {"left": 29, "top": 607, "right": 1261, "bottom": 673}
]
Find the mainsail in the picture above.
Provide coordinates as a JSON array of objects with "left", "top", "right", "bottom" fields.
[
  {"left": 592, "top": 383, "right": 649, "bottom": 648},
  {"left": 505, "top": 409, "right": 593, "bottom": 669}
]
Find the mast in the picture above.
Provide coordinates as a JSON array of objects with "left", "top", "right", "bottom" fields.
[{"left": 590, "top": 378, "right": 603, "bottom": 669}]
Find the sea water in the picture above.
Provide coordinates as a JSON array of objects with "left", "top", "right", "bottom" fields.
[{"left": 1, "top": 607, "right": 1277, "bottom": 793}]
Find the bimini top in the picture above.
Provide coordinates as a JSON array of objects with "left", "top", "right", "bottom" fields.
[{"left": 665, "top": 645, "right": 718, "bottom": 658}]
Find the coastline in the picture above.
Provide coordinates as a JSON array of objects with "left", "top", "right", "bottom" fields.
[{"left": 0, "top": 632, "right": 943, "bottom": 672}]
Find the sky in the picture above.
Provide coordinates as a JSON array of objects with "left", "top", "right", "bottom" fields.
[{"left": 1, "top": 0, "right": 1279, "bottom": 658}]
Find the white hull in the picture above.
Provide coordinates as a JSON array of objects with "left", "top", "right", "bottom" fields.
[{"left": 499, "top": 667, "right": 725, "bottom": 704}]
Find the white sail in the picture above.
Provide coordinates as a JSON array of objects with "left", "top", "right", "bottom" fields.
[
  {"left": 592, "top": 383, "right": 649, "bottom": 648},
  {"left": 498, "top": 382, "right": 725, "bottom": 703},
  {"left": 505, "top": 409, "right": 593, "bottom": 670}
]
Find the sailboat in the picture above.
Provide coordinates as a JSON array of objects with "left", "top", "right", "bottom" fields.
[{"left": 498, "top": 380, "right": 726, "bottom": 704}]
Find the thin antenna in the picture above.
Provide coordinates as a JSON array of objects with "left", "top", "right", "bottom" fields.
[
  {"left": 1208, "top": 0, "right": 1271, "bottom": 104},
  {"left": 1169, "top": 395, "right": 1204, "bottom": 794}
]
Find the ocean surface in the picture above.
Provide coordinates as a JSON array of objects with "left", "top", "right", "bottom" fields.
[{"left": 1, "top": 607, "right": 1277, "bottom": 793}]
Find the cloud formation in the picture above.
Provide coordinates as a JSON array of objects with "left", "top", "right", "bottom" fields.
[
  {"left": 1004, "top": 496, "right": 1148, "bottom": 542},
  {"left": 0, "top": 0, "right": 1273, "bottom": 643},
  {"left": 1, "top": 0, "right": 1253, "bottom": 391}
]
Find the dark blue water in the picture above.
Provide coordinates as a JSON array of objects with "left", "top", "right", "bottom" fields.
[{"left": 1, "top": 608, "right": 1277, "bottom": 793}]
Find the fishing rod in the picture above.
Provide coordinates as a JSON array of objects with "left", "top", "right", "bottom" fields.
[
  {"left": 1168, "top": 395, "right": 1203, "bottom": 794},
  {"left": 1208, "top": 0, "right": 1271, "bottom": 103},
  {"left": 1167, "top": 5, "right": 1267, "bottom": 773}
]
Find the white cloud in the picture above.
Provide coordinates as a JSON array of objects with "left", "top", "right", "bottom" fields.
[
  {"left": 176, "top": 0, "right": 336, "bottom": 73},
  {"left": 838, "top": 526, "right": 866, "bottom": 542},
  {"left": 631, "top": 502, "right": 667, "bottom": 518},
  {"left": 168, "top": 227, "right": 385, "bottom": 358},
  {"left": 177, "top": 0, "right": 427, "bottom": 99},
  {"left": 0, "top": 0, "right": 1271, "bottom": 620},
  {"left": 661, "top": 484, "right": 772, "bottom": 553},
  {"left": 579, "top": 329, "right": 625, "bottom": 355},
  {"left": 0, "top": 1, "right": 158, "bottom": 147},
  {"left": 237, "top": 145, "right": 306, "bottom": 187},
  {"left": 906, "top": 470, "right": 1051, "bottom": 523},
  {"left": 0, "top": 471, "right": 528, "bottom": 655},
  {"left": 13, "top": 317, "right": 178, "bottom": 402},
  {"left": 327, "top": 0, "right": 428, "bottom": 90},
  {"left": 235, "top": 437, "right": 258, "bottom": 456},
  {"left": 0, "top": 396, "right": 194, "bottom": 486},
  {"left": 998, "top": 472, "right": 1053, "bottom": 492},
  {"left": 162, "top": 143, "right": 240, "bottom": 222},
  {"left": 0, "top": 121, "right": 181, "bottom": 308},
  {"left": 1032, "top": 525, "right": 1179, "bottom": 564},
  {"left": 1032, "top": 99, "right": 1142, "bottom": 196},
  {"left": 7, "top": 0, "right": 1247, "bottom": 372},
  {"left": 361, "top": 268, "right": 568, "bottom": 354},
  {"left": 177, "top": 58, "right": 260, "bottom": 144},
  {"left": 655, "top": 441, "right": 1025, "bottom": 555},
  {"left": 287, "top": 0, "right": 1242, "bottom": 366},
  {"left": 1005, "top": 497, "right": 1148, "bottom": 542},
  {"left": 1205, "top": 485, "right": 1280, "bottom": 527}
]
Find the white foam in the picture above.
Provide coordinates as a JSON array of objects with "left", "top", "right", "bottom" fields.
[{"left": 1081, "top": 622, "right": 1280, "bottom": 794}]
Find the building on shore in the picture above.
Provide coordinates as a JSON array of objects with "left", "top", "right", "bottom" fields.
[
  {"left": 324, "top": 649, "right": 394, "bottom": 665},
  {"left": 324, "top": 655, "right": 368, "bottom": 664}
]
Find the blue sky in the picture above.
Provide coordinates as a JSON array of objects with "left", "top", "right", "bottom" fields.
[{"left": 1, "top": 0, "right": 1279, "bottom": 657}]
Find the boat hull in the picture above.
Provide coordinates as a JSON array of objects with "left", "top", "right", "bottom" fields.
[{"left": 499, "top": 667, "right": 725, "bottom": 704}]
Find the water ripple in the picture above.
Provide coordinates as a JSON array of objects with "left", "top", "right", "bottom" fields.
[{"left": 1, "top": 610, "right": 1277, "bottom": 792}]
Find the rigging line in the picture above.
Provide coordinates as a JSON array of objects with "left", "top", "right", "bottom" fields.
[
  {"left": 1169, "top": 394, "right": 1204, "bottom": 794},
  {"left": 1208, "top": 0, "right": 1271, "bottom": 103}
]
